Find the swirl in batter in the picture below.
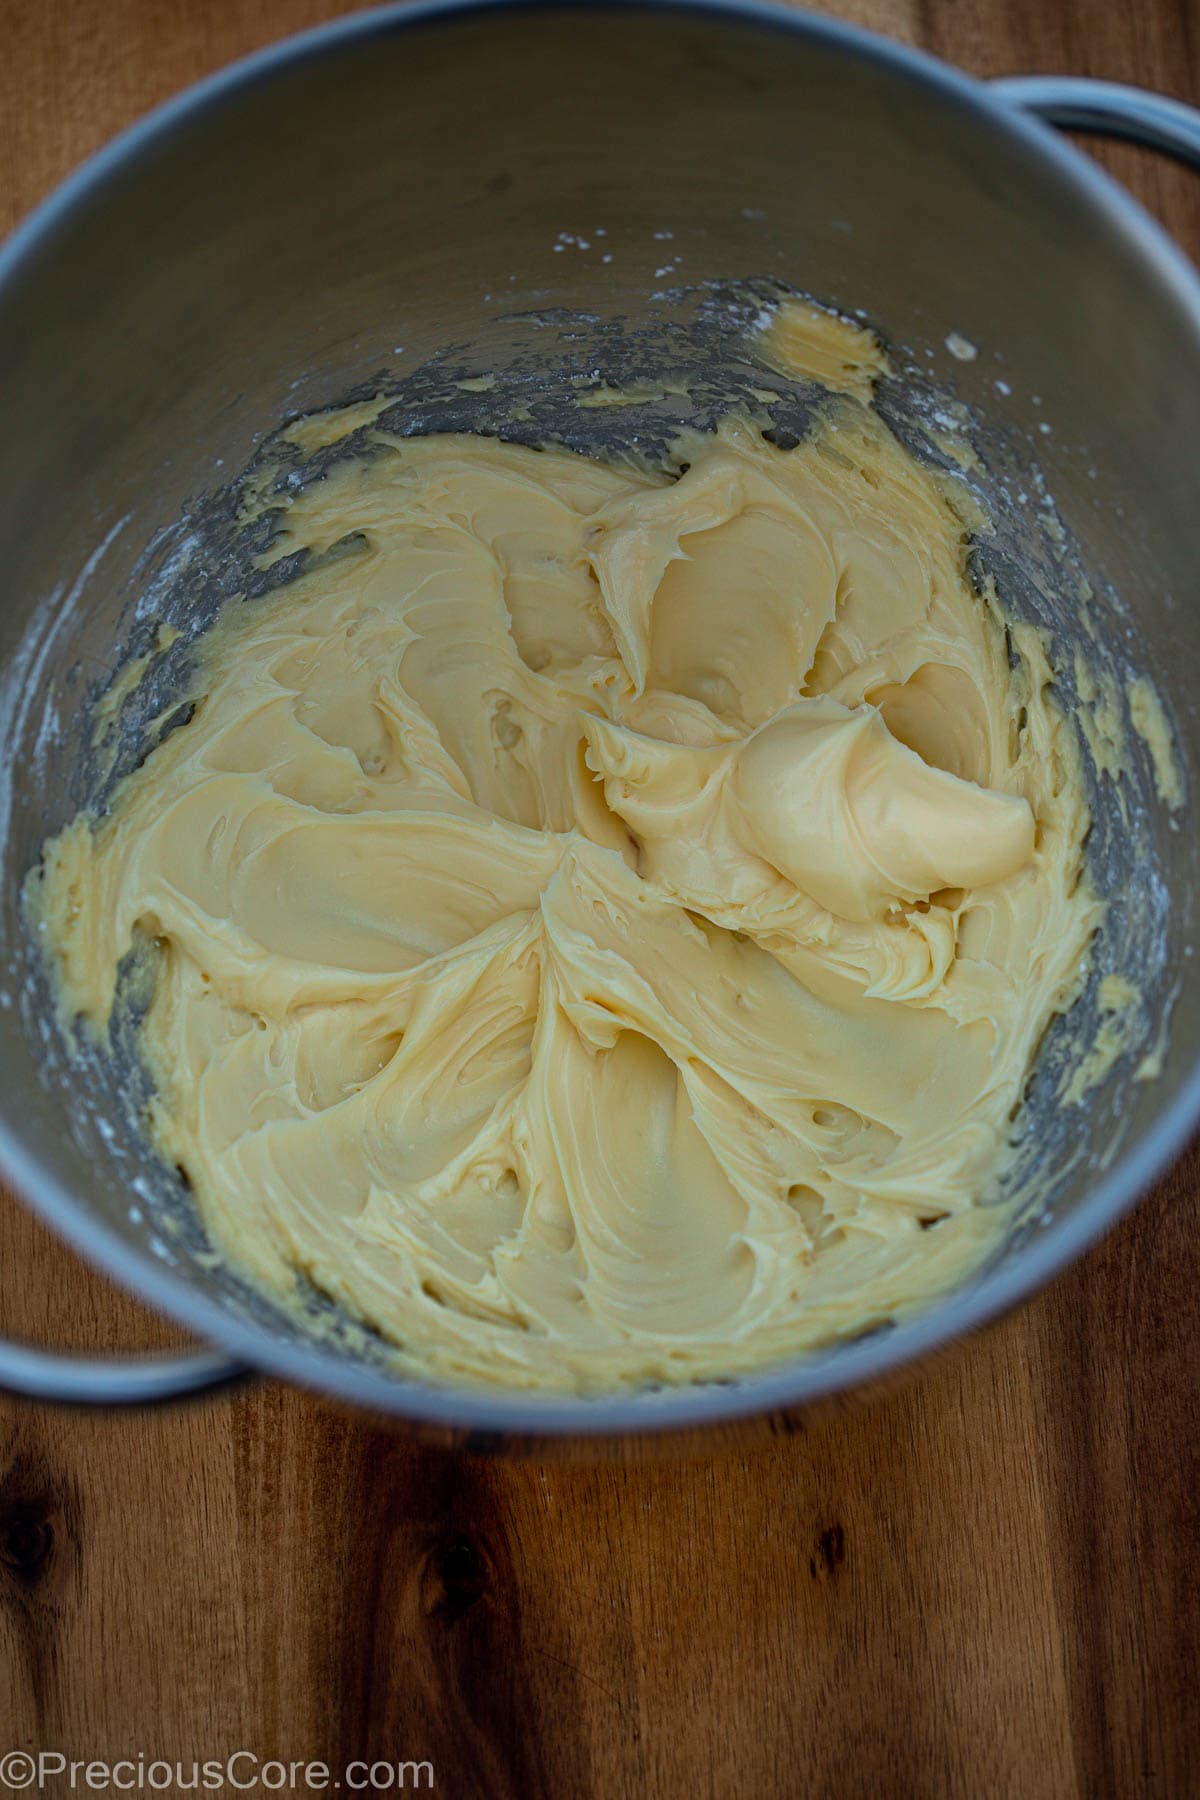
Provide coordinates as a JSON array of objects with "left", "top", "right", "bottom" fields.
[{"left": 36, "top": 331, "right": 1099, "bottom": 1390}]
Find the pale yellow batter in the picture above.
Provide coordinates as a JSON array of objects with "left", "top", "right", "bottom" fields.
[{"left": 34, "top": 314, "right": 1100, "bottom": 1391}]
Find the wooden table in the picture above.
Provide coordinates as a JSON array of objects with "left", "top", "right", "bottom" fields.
[{"left": 1, "top": 1, "right": 1197, "bottom": 1793}]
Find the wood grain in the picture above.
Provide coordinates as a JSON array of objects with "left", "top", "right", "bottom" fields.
[{"left": 1, "top": 0, "right": 1198, "bottom": 1793}]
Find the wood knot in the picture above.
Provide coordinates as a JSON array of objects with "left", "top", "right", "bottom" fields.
[
  {"left": 0, "top": 1453, "right": 79, "bottom": 1606},
  {"left": 0, "top": 1494, "right": 60, "bottom": 1590},
  {"left": 809, "top": 1523, "right": 846, "bottom": 1579},
  {"left": 421, "top": 1533, "right": 490, "bottom": 1622}
]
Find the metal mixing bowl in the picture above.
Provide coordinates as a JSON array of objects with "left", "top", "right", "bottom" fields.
[{"left": 0, "top": 0, "right": 1198, "bottom": 1439}]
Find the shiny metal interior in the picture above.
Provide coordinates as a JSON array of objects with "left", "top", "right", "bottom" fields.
[{"left": 0, "top": 0, "right": 1197, "bottom": 1435}]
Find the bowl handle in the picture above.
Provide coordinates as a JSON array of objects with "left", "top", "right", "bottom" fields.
[
  {"left": 991, "top": 75, "right": 1200, "bottom": 168},
  {"left": 0, "top": 1333, "right": 247, "bottom": 1406}
]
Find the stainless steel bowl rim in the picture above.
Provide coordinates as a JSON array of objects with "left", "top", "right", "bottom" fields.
[{"left": 1, "top": 0, "right": 1198, "bottom": 1432}]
